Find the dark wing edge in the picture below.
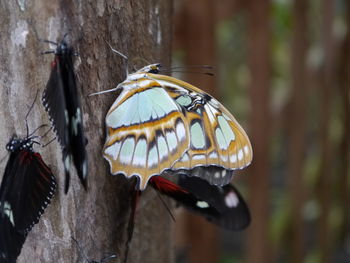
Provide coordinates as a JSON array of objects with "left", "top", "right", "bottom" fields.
[{"left": 43, "top": 59, "right": 72, "bottom": 193}]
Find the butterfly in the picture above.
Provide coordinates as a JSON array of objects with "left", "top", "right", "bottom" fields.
[
  {"left": 0, "top": 129, "right": 56, "bottom": 262},
  {"left": 94, "top": 59, "right": 252, "bottom": 261},
  {"left": 150, "top": 174, "right": 250, "bottom": 230},
  {"left": 42, "top": 35, "right": 88, "bottom": 193},
  {"left": 101, "top": 63, "right": 252, "bottom": 190}
]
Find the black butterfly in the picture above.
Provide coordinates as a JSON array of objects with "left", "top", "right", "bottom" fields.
[
  {"left": 0, "top": 130, "right": 56, "bottom": 262},
  {"left": 149, "top": 175, "right": 250, "bottom": 230},
  {"left": 72, "top": 237, "right": 117, "bottom": 263},
  {"left": 42, "top": 35, "right": 88, "bottom": 193}
]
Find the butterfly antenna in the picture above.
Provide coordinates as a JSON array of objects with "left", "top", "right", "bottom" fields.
[
  {"left": 25, "top": 90, "right": 39, "bottom": 138},
  {"left": 88, "top": 87, "right": 119, "bottom": 96},
  {"left": 170, "top": 65, "right": 214, "bottom": 70},
  {"left": 100, "top": 254, "right": 117, "bottom": 263},
  {"left": 72, "top": 236, "right": 91, "bottom": 262},
  {"left": 38, "top": 126, "right": 53, "bottom": 139},
  {"left": 160, "top": 69, "right": 214, "bottom": 76},
  {"left": 27, "top": 124, "right": 48, "bottom": 138},
  {"left": 104, "top": 39, "right": 128, "bottom": 75},
  {"left": 152, "top": 187, "right": 176, "bottom": 222},
  {"left": 40, "top": 137, "right": 56, "bottom": 148}
]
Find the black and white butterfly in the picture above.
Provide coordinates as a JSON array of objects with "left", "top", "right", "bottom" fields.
[
  {"left": 0, "top": 107, "right": 56, "bottom": 262},
  {"left": 42, "top": 35, "right": 88, "bottom": 193},
  {"left": 150, "top": 175, "right": 250, "bottom": 230}
]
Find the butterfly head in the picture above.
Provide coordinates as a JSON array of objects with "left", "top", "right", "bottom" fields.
[
  {"left": 6, "top": 136, "right": 35, "bottom": 152},
  {"left": 135, "top": 63, "right": 161, "bottom": 74},
  {"left": 55, "top": 39, "right": 74, "bottom": 56}
]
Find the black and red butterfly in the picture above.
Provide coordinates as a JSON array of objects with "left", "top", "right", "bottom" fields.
[
  {"left": 0, "top": 109, "right": 57, "bottom": 262},
  {"left": 150, "top": 174, "right": 250, "bottom": 231},
  {"left": 42, "top": 35, "right": 88, "bottom": 193}
]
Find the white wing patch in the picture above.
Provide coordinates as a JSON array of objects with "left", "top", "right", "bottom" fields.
[{"left": 1, "top": 201, "right": 15, "bottom": 226}]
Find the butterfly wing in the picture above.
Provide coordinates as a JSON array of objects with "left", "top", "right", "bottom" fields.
[
  {"left": 0, "top": 151, "right": 56, "bottom": 261},
  {"left": 43, "top": 53, "right": 88, "bottom": 193},
  {"left": 0, "top": 215, "right": 25, "bottom": 263},
  {"left": 148, "top": 74, "right": 253, "bottom": 185},
  {"left": 43, "top": 56, "right": 72, "bottom": 192},
  {"left": 103, "top": 76, "right": 191, "bottom": 190},
  {"left": 59, "top": 54, "right": 88, "bottom": 191},
  {"left": 150, "top": 175, "right": 250, "bottom": 230}
]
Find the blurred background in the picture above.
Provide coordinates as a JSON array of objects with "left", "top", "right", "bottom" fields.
[{"left": 171, "top": 0, "right": 350, "bottom": 263}]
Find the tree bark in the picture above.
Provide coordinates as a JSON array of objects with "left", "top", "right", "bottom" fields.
[
  {"left": 287, "top": 0, "right": 309, "bottom": 261},
  {"left": 337, "top": 0, "right": 350, "bottom": 250},
  {"left": 317, "top": 1, "right": 336, "bottom": 262},
  {"left": 0, "top": 1, "right": 173, "bottom": 262},
  {"left": 245, "top": 1, "right": 271, "bottom": 263}
]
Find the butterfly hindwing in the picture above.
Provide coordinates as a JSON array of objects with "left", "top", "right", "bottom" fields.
[
  {"left": 149, "top": 175, "right": 250, "bottom": 230},
  {"left": 0, "top": 215, "right": 25, "bottom": 263},
  {"left": 103, "top": 76, "right": 190, "bottom": 190},
  {"left": 178, "top": 175, "right": 250, "bottom": 230}
]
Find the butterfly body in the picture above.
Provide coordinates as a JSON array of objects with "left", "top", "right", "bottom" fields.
[
  {"left": 0, "top": 136, "right": 56, "bottom": 262},
  {"left": 43, "top": 38, "right": 88, "bottom": 193},
  {"left": 103, "top": 64, "right": 252, "bottom": 190}
]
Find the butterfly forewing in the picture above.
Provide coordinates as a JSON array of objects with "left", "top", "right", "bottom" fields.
[
  {"left": 43, "top": 41, "right": 88, "bottom": 193},
  {"left": 0, "top": 149, "right": 56, "bottom": 262},
  {"left": 103, "top": 76, "right": 190, "bottom": 190}
]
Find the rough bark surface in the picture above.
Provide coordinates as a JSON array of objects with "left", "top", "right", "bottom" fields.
[{"left": 0, "top": 1, "right": 173, "bottom": 262}]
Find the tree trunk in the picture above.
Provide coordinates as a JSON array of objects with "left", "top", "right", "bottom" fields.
[
  {"left": 245, "top": 1, "right": 271, "bottom": 263},
  {"left": 0, "top": 1, "right": 174, "bottom": 262},
  {"left": 337, "top": 0, "right": 350, "bottom": 250},
  {"left": 317, "top": 1, "right": 336, "bottom": 262},
  {"left": 287, "top": 0, "right": 309, "bottom": 261}
]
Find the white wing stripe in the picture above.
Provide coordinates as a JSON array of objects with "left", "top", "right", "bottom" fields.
[
  {"left": 148, "top": 144, "right": 158, "bottom": 168},
  {"left": 133, "top": 139, "right": 147, "bottom": 166},
  {"left": 119, "top": 137, "right": 135, "bottom": 165}
]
